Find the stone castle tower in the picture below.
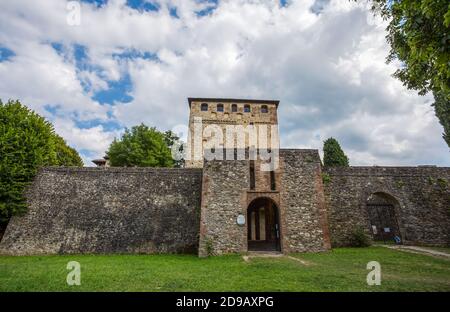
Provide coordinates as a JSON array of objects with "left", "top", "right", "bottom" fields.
[
  {"left": 185, "top": 98, "right": 280, "bottom": 168},
  {"left": 185, "top": 98, "right": 301, "bottom": 255}
]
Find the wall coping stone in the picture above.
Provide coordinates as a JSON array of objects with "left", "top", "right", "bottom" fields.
[
  {"left": 40, "top": 166, "right": 203, "bottom": 175},
  {"left": 324, "top": 166, "right": 450, "bottom": 177}
]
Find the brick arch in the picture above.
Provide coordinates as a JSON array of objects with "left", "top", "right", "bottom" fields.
[
  {"left": 246, "top": 192, "right": 280, "bottom": 207},
  {"left": 247, "top": 196, "right": 278, "bottom": 207}
]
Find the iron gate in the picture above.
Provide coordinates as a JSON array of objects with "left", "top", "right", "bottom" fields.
[{"left": 366, "top": 204, "right": 401, "bottom": 243}]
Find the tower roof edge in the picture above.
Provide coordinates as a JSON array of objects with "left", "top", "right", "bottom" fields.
[{"left": 187, "top": 97, "right": 280, "bottom": 108}]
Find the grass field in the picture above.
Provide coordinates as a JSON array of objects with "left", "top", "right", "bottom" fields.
[{"left": 0, "top": 247, "right": 449, "bottom": 291}]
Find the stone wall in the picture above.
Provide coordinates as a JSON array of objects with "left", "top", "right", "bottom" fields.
[
  {"left": 0, "top": 167, "right": 203, "bottom": 255},
  {"left": 279, "top": 149, "right": 331, "bottom": 252},
  {"left": 324, "top": 166, "right": 450, "bottom": 247},
  {"left": 198, "top": 159, "right": 250, "bottom": 256},
  {"left": 198, "top": 149, "right": 332, "bottom": 256}
]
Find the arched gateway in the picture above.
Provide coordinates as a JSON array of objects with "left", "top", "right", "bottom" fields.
[
  {"left": 247, "top": 198, "right": 281, "bottom": 251},
  {"left": 366, "top": 192, "right": 402, "bottom": 244}
]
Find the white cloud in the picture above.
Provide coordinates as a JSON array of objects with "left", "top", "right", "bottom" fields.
[
  {"left": 52, "top": 117, "right": 121, "bottom": 165},
  {"left": 0, "top": 40, "right": 108, "bottom": 120},
  {"left": 0, "top": 0, "right": 448, "bottom": 166}
]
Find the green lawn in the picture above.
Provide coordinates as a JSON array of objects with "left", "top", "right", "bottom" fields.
[{"left": 0, "top": 247, "right": 449, "bottom": 291}]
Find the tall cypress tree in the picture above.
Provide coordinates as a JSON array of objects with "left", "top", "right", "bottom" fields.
[{"left": 323, "top": 137, "right": 349, "bottom": 167}]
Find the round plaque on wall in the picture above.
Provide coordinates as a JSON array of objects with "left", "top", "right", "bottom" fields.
[{"left": 236, "top": 214, "right": 246, "bottom": 226}]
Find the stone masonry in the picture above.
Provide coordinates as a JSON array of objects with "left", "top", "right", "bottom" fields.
[
  {"left": 198, "top": 159, "right": 250, "bottom": 256},
  {"left": 198, "top": 149, "right": 331, "bottom": 256},
  {"left": 0, "top": 167, "right": 202, "bottom": 255},
  {"left": 185, "top": 98, "right": 279, "bottom": 168},
  {"left": 279, "top": 149, "right": 331, "bottom": 253},
  {"left": 324, "top": 166, "right": 450, "bottom": 247}
]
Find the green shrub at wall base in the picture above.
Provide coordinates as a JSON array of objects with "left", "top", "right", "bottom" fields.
[
  {"left": 349, "top": 227, "right": 372, "bottom": 247},
  {"left": 204, "top": 237, "right": 214, "bottom": 257}
]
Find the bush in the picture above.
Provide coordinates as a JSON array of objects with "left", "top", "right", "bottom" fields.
[
  {"left": 205, "top": 237, "right": 214, "bottom": 257},
  {"left": 349, "top": 227, "right": 371, "bottom": 247}
]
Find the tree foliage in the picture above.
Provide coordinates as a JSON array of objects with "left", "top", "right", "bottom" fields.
[
  {"left": 433, "top": 89, "right": 450, "bottom": 147},
  {"left": 53, "top": 134, "right": 83, "bottom": 166},
  {"left": 0, "top": 99, "right": 83, "bottom": 222},
  {"left": 323, "top": 137, "right": 350, "bottom": 167},
  {"left": 364, "top": 0, "right": 450, "bottom": 146},
  {"left": 107, "top": 124, "right": 176, "bottom": 167}
]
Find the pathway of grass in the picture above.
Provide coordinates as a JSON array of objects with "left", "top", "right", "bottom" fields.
[{"left": 0, "top": 247, "right": 449, "bottom": 291}]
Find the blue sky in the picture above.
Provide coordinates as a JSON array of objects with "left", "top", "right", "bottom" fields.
[
  {"left": 81, "top": 0, "right": 219, "bottom": 16},
  {"left": 0, "top": 0, "right": 448, "bottom": 166},
  {"left": 0, "top": 46, "right": 15, "bottom": 62}
]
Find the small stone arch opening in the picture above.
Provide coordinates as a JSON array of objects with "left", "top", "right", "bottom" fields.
[
  {"left": 366, "top": 192, "right": 402, "bottom": 244},
  {"left": 247, "top": 197, "right": 281, "bottom": 251}
]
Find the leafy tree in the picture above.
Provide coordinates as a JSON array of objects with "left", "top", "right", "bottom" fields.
[
  {"left": 0, "top": 99, "right": 82, "bottom": 222},
  {"left": 107, "top": 124, "right": 175, "bottom": 167},
  {"left": 362, "top": 0, "right": 450, "bottom": 146},
  {"left": 323, "top": 137, "right": 350, "bottom": 167},
  {"left": 53, "top": 134, "right": 83, "bottom": 166}
]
